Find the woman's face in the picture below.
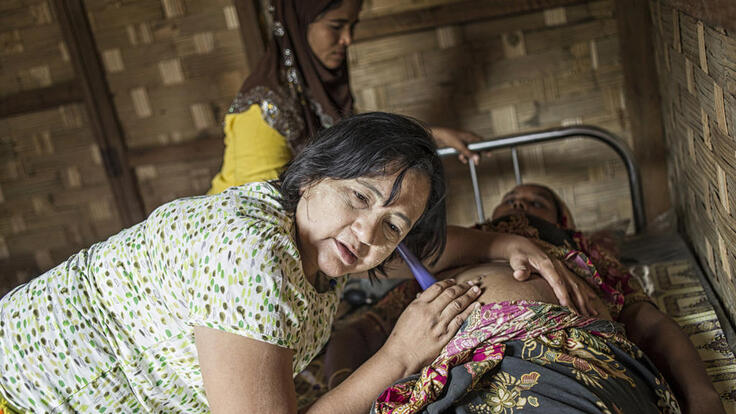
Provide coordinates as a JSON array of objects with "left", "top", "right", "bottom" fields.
[
  {"left": 491, "top": 184, "right": 559, "bottom": 224},
  {"left": 296, "top": 169, "right": 430, "bottom": 279},
  {"left": 307, "top": 0, "right": 361, "bottom": 69}
]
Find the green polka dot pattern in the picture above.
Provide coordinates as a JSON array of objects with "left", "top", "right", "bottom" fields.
[{"left": 0, "top": 183, "right": 346, "bottom": 412}]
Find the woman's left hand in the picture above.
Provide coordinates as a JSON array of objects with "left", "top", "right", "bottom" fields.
[
  {"left": 430, "top": 126, "right": 482, "bottom": 165},
  {"left": 501, "top": 233, "right": 599, "bottom": 316}
]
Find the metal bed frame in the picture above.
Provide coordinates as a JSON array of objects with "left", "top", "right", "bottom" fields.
[{"left": 436, "top": 125, "right": 647, "bottom": 233}]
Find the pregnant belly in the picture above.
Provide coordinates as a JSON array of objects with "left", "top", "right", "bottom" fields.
[{"left": 437, "top": 262, "right": 612, "bottom": 320}]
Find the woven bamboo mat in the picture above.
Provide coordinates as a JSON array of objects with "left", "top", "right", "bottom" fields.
[
  {"left": 624, "top": 231, "right": 736, "bottom": 412},
  {"left": 633, "top": 259, "right": 736, "bottom": 412}
]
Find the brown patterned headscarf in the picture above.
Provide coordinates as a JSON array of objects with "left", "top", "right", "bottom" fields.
[{"left": 227, "top": 0, "right": 354, "bottom": 155}]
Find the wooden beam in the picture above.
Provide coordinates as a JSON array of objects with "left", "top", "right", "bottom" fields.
[
  {"left": 127, "top": 136, "right": 224, "bottom": 167},
  {"left": 354, "top": 0, "right": 586, "bottom": 41},
  {"left": 52, "top": 0, "right": 146, "bottom": 226},
  {"left": 664, "top": 0, "right": 736, "bottom": 34},
  {"left": 234, "top": 0, "right": 266, "bottom": 71},
  {"left": 616, "top": 0, "right": 670, "bottom": 222},
  {"left": 0, "top": 81, "right": 84, "bottom": 119}
]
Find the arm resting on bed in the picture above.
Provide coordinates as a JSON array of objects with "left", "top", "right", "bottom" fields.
[{"left": 619, "top": 302, "right": 725, "bottom": 414}]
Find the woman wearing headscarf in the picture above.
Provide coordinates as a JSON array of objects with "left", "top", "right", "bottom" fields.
[{"left": 208, "top": 0, "right": 481, "bottom": 194}]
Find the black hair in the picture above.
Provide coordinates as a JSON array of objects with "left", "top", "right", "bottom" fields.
[{"left": 276, "top": 112, "right": 446, "bottom": 279}]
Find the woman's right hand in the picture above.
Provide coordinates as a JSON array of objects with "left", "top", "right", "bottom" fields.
[{"left": 380, "top": 279, "right": 481, "bottom": 375}]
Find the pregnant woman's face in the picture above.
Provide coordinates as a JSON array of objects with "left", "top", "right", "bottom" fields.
[
  {"left": 307, "top": 0, "right": 361, "bottom": 69},
  {"left": 491, "top": 184, "right": 560, "bottom": 224}
]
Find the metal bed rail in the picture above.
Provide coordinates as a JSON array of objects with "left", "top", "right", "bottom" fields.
[{"left": 436, "top": 125, "right": 646, "bottom": 233}]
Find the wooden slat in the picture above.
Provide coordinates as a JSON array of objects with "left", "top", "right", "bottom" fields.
[
  {"left": 127, "top": 135, "right": 224, "bottom": 167},
  {"left": 0, "top": 81, "right": 84, "bottom": 119},
  {"left": 233, "top": 0, "right": 266, "bottom": 71},
  {"left": 354, "top": 0, "right": 587, "bottom": 41},
  {"left": 615, "top": 0, "right": 670, "bottom": 221},
  {"left": 52, "top": 0, "right": 146, "bottom": 226},
  {"left": 664, "top": 0, "right": 736, "bottom": 34}
]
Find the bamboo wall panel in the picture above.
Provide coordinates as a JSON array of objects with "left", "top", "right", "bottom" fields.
[
  {"left": 84, "top": 0, "right": 247, "bottom": 148},
  {"left": 0, "top": 0, "right": 75, "bottom": 98},
  {"left": 1, "top": 0, "right": 639, "bottom": 290},
  {"left": 0, "top": 104, "right": 123, "bottom": 295},
  {"left": 83, "top": 0, "right": 250, "bottom": 212},
  {"left": 651, "top": 0, "right": 736, "bottom": 324},
  {"left": 134, "top": 158, "right": 221, "bottom": 213},
  {"left": 350, "top": 0, "right": 635, "bottom": 232},
  {"left": 360, "top": 0, "right": 467, "bottom": 18}
]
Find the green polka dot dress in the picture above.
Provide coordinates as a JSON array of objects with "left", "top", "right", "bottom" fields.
[{"left": 0, "top": 183, "right": 346, "bottom": 412}]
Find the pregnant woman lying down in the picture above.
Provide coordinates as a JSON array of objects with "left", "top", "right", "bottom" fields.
[{"left": 319, "top": 184, "right": 724, "bottom": 414}]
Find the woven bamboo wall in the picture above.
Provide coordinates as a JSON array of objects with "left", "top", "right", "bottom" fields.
[
  {"left": 84, "top": 0, "right": 248, "bottom": 211},
  {"left": 360, "top": 0, "right": 466, "bottom": 18},
  {"left": 1, "top": 0, "right": 642, "bottom": 291},
  {"left": 0, "top": 1, "right": 74, "bottom": 97},
  {"left": 352, "top": 0, "right": 635, "bottom": 232},
  {"left": 0, "top": 2, "right": 125, "bottom": 294},
  {"left": 650, "top": 0, "right": 736, "bottom": 322},
  {"left": 0, "top": 104, "right": 124, "bottom": 295}
]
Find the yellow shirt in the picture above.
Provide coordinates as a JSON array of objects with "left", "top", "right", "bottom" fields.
[{"left": 208, "top": 104, "right": 293, "bottom": 194}]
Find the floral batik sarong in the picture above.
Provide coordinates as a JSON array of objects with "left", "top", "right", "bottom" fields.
[{"left": 372, "top": 301, "right": 680, "bottom": 414}]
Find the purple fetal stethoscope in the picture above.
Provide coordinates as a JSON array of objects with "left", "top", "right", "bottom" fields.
[{"left": 396, "top": 242, "right": 438, "bottom": 290}]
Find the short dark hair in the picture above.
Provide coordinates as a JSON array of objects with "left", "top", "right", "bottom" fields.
[{"left": 276, "top": 112, "right": 446, "bottom": 278}]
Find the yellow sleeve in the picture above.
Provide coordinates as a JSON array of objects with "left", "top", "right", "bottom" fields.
[{"left": 208, "top": 104, "right": 293, "bottom": 195}]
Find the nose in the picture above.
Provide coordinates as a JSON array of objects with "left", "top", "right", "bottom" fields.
[
  {"left": 340, "top": 26, "right": 353, "bottom": 47},
  {"left": 351, "top": 214, "right": 380, "bottom": 247},
  {"left": 512, "top": 200, "right": 527, "bottom": 210}
]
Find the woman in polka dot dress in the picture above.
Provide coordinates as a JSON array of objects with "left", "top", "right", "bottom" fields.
[{"left": 0, "top": 112, "right": 590, "bottom": 413}]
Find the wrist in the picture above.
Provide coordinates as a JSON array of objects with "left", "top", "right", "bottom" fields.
[
  {"left": 485, "top": 231, "right": 512, "bottom": 260},
  {"left": 673, "top": 378, "right": 722, "bottom": 414},
  {"left": 685, "top": 394, "right": 724, "bottom": 414},
  {"left": 682, "top": 383, "right": 720, "bottom": 406},
  {"left": 377, "top": 340, "right": 418, "bottom": 379},
  {"left": 429, "top": 127, "right": 445, "bottom": 144}
]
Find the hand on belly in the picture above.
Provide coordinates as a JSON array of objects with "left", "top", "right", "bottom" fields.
[{"left": 439, "top": 262, "right": 612, "bottom": 320}]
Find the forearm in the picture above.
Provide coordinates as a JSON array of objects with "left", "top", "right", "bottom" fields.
[
  {"left": 305, "top": 346, "right": 411, "bottom": 414},
  {"left": 638, "top": 320, "right": 715, "bottom": 400},
  {"left": 622, "top": 304, "right": 724, "bottom": 413},
  {"left": 323, "top": 317, "right": 388, "bottom": 389},
  {"left": 428, "top": 225, "right": 508, "bottom": 272}
]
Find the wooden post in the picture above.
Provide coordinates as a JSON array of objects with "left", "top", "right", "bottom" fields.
[
  {"left": 128, "top": 135, "right": 224, "bottom": 167},
  {"left": 0, "top": 81, "right": 83, "bottom": 118},
  {"left": 616, "top": 0, "right": 670, "bottom": 223},
  {"left": 354, "top": 0, "right": 583, "bottom": 41},
  {"left": 234, "top": 0, "right": 266, "bottom": 71},
  {"left": 52, "top": 0, "right": 146, "bottom": 226}
]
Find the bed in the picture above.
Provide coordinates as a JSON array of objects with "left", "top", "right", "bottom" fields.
[{"left": 295, "top": 125, "right": 736, "bottom": 412}]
